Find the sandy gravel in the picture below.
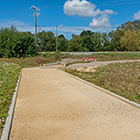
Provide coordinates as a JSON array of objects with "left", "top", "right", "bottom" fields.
[
  {"left": 67, "top": 60, "right": 140, "bottom": 69},
  {"left": 10, "top": 66, "right": 140, "bottom": 140}
]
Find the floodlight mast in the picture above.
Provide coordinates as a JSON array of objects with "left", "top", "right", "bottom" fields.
[{"left": 32, "top": 6, "right": 37, "bottom": 47}]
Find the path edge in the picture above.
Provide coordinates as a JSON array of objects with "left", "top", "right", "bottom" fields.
[
  {"left": 1, "top": 72, "right": 22, "bottom": 140},
  {"left": 62, "top": 70, "right": 140, "bottom": 109}
]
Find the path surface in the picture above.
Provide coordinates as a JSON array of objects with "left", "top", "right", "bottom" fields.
[
  {"left": 67, "top": 60, "right": 140, "bottom": 69},
  {"left": 10, "top": 66, "right": 140, "bottom": 140}
]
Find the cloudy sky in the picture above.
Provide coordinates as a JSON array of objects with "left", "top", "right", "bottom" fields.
[{"left": 0, "top": 0, "right": 140, "bottom": 38}]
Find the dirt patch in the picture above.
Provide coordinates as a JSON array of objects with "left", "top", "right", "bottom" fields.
[{"left": 75, "top": 66, "right": 101, "bottom": 73}]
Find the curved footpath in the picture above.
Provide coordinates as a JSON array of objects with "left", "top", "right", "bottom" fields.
[{"left": 9, "top": 66, "right": 140, "bottom": 140}]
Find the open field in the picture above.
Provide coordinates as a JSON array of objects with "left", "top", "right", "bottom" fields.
[
  {"left": 65, "top": 61, "right": 140, "bottom": 104},
  {"left": 1, "top": 52, "right": 140, "bottom": 138}
]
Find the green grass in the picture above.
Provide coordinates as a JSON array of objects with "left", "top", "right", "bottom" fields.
[
  {"left": 65, "top": 61, "right": 140, "bottom": 104},
  {"left": 0, "top": 63, "right": 21, "bottom": 137}
]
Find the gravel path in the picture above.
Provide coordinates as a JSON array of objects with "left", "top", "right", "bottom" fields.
[
  {"left": 67, "top": 60, "right": 140, "bottom": 69},
  {"left": 9, "top": 66, "right": 140, "bottom": 140}
]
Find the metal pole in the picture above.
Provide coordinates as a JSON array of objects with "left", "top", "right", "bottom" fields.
[
  {"left": 34, "top": 9, "right": 37, "bottom": 47},
  {"left": 56, "top": 25, "right": 58, "bottom": 51}
]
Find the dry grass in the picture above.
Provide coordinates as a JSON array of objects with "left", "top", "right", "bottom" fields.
[
  {"left": 65, "top": 61, "right": 140, "bottom": 104},
  {"left": 0, "top": 55, "right": 56, "bottom": 68}
]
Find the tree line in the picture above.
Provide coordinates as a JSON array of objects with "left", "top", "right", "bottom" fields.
[
  {"left": 0, "top": 26, "right": 37, "bottom": 58},
  {"left": 0, "top": 20, "right": 140, "bottom": 58}
]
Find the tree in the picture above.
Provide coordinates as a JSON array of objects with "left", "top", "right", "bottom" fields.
[
  {"left": 120, "top": 29, "right": 140, "bottom": 51},
  {"left": 68, "top": 35, "right": 88, "bottom": 52},
  {"left": 0, "top": 26, "right": 37, "bottom": 58},
  {"left": 117, "top": 20, "right": 140, "bottom": 31},
  {"left": 80, "top": 30, "right": 94, "bottom": 38},
  {"left": 81, "top": 35, "right": 93, "bottom": 51},
  {"left": 108, "top": 30, "right": 125, "bottom": 51},
  {"left": 92, "top": 32, "right": 102, "bottom": 51},
  {"left": 38, "top": 31, "right": 56, "bottom": 51},
  {"left": 101, "top": 32, "right": 111, "bottom": 51},
  {"left": 57, "top": 35, "right": 68, "bottom": 51}
]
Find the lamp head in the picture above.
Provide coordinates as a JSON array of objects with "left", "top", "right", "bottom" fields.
[{"left": 31, "top": 6, "right": 36, "bottom": 10}]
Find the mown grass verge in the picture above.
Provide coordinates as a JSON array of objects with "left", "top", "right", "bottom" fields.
[
  {"left": 65, "top": 61, "right": 140, "bottom": 104},
  {"left": 0, "top": 63, "right": 21, "bottom": 137}
]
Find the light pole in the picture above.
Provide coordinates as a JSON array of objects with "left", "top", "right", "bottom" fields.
[
  {"left": 32, "top": 6, "right": 37, "bottom": 47},
  {"left": 56, "top": 25, "right": 58, "bottom": 51}
]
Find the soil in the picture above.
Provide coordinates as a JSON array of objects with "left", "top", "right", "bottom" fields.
[{"left": 9, "top": 66, "right": 140, "bottom": 140}]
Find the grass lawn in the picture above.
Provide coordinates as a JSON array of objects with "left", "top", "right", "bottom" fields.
[{"left": 65, "top": 61, "right": 140, "bottom": 104}]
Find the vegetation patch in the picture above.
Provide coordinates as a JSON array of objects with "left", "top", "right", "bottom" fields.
[
  {"left": 0, "top": 63, "right": 21, "bottom": 137},
  {"left": 65, "top": 52, "right": 140, "bottom": 61},
  {"left": 0, "top": 54, "right": 58, "bottom": 138},
  {"left": 0, "top": 55, "right": 57, "bottom": 68},
  {"left": 65, "top": 61, "right": 140, "bottom": 104}
]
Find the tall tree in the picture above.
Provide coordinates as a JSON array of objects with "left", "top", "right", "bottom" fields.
[
  {"left": 101, "top": 32, "right": 111, "bottom": 51},
  {"left": 68, "top": 35, "right": 88, "bottom": 52},
  {"left": 38, "top": 31, "right": 56, "bottom": 51},
  {"left": 120, "top": 29, "right": 140, "bottom": 51},
  {"left": 80, "top": 30, "right": 94, "bottom": 38},
  {"left": 108, "top": 30, "right": 125, "bottom": 51},
  {"left": 92, "top": 32, "right": 102, "bottom": 51},
  {"left": 57, "top": 34, "right": 68, "bottom": 51},
  {"left": 0, "top": 26, "right": 36, "bottom": 58}
]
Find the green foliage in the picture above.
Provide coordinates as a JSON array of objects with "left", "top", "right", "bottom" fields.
[
  {"left": 38, "top": 31, "right": 56, "bottom": 51},
  {"left": 54, "top": 50, "right": 62, "bottom": 60},
  {"left": 92, "top": 32, "right": 102, "bottom": 51},
  {"left": 80, "top": 30, "right": 94, "bottom": 38},
  {"left": 57, "top": 34, "right": 68, "bottom": 51},
  {"left": 0, "top": 26, "right": 37, "bottom": 58},
  {"left": 1, "top": 20, "right": 140, "bottom": 56},
  {"left": 120, "top": 29, "right": 140, "bottom": 51},
  {"left": 68, "top": 35, "right": 88, "bottom": 52},
  {"left": 0, "top": 63, "right": 21, "bottom": 137}
]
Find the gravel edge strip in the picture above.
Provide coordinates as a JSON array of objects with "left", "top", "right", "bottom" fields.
[
  {"left": 1, "top": 72, "right": 22, "bottom": 140},
  {"left": 62, "top": 70, "right": 140, "bottom": 109}
]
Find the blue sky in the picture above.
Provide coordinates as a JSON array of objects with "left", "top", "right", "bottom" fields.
[{"left": 0, "top": 0, "right": 140, "bottom": 38}]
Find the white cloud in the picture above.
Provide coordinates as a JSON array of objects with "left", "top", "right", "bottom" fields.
[
  {"left": 0, "top": 19, "right": 34, "bottom": 33},
  {"left": 64, "top": 0, "right": 114, "bottom": 17},
  {"left": 63, "top": 0, "right": 115, "bottom": 31},
  {"left": 103, "top": 9, "right": 115, "bottom": 15},
  {"left": 64, "top": 0, "right": 101, "bottom": 17},
  {"left": 89, "top": 15, "right": 111, "bottom": 30},
  {"left": 134, "top": 10, "right": 140, "bottom": 19}
]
